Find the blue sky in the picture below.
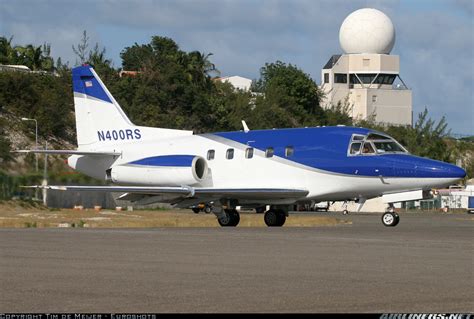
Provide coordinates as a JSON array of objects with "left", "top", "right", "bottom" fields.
[{"left": 0, "top": 0, "right": 472, "bottom": 134}]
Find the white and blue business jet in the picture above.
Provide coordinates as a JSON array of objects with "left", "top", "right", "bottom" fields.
[{"left": 18, "top": 65, "right": 466, "bottom": 227}]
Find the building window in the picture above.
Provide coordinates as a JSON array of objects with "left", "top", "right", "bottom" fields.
[
  {"left": 207, "top": 150, "right": 215, "bottom": 160},
  {"left": 324, "top": 73, "right": 329, "bottom": 84},
  {"left": 350, "top": 74, "right": 377, "bottom": 84},
  {"left": 374, "top": 74, "right": 397, "bottom": 85},
  {"left": 245, "top": 147, "right": 254, "bottom": 159},
  {"left": 226, "top": 148, "right": 234, "bottom": 160},
  {"left": 285, "top": 146, "right": 294, "bottom": 157},
  {"left": 334, "top": 73, "right": 347, "bottom": 84},
  {"left": 265, "top": 147, "right": 274, "bottom": 158}
]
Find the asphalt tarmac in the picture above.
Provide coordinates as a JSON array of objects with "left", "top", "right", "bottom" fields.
[{"left": 0, "top": 212, "right": 473, "bottom": 313}]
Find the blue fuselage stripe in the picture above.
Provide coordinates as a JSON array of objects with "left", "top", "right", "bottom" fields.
[{"left": 129, "top": 155, "right": 195, "bottom": 167}]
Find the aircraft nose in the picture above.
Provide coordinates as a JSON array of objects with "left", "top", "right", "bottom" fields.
[
  {"left": 441, "top": 163, "right": 467, "bottom": 179},
  {"left": 418, "top": 160, "right": 466, "bottom": 179}
]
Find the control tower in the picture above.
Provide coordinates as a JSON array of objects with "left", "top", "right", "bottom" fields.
[{"left": 320, "top": 8, "right": 412, "bottom": 126}]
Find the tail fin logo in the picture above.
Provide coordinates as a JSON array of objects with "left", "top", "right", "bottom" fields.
[{"left": 85, "top": 80, "right": 93, "bottom": 87}]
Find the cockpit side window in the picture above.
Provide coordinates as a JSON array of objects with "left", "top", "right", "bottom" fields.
[
  {"left": 352, "top": 134, "right": 365, "bottom": 141},
  {"left": 350, "top": 142, "right": 362, "bottom": 155},
  {"left": 362, "top": 142, "right": 376, "bottom": 154}
]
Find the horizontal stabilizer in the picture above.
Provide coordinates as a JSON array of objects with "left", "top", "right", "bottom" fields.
[{"left": 13, "top": 150, "right": 121, "bottom": 156}]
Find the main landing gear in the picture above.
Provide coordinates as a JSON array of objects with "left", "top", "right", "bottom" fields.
[
  {"left": 217, "top": 209, "right": 240, "bottom": 227},
  {"left": 381, "top": 204, "right": 400, "bottom": 227},
  {"left": 213, "top": 205, "right": 288, "bottom": 227},
  {"left": 264, "top": 209, "right": 286, "bottom": 227}
]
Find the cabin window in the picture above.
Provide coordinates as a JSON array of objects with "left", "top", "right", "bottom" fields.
[
  {"left": 265, "top": 147, "right": 274, "bottom": 158},
  {"left": 207, "top": 149, "right": 215, "bottom": 160},
  {"left": 245, "top": 147, "right": 254, "bottom": 159},
  {"left": 285, "top": 146, "right": 294, "bottom": 157},
  {"left": 350, "top": 142, "right": 361, "bottom": 155},
  {"left": 226, "top": 148, "right": 234, "bottom": 159},
  {"left": 362, "top": 142, "right": 375, "bottom": 154}
]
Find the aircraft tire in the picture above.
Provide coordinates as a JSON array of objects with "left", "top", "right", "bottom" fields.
[
  {"left": 264, "top": 209, "right": 286, "bottom": 227},
  {"left": 218, "top": 209, "right": 240, "bottom": 227},
  {"left": 382, "top": 212, "right": 399, "bottom": 227},
  {"left": 192, "top": 207, "right": 201, "bottom": 214},
  {"left": 392, "top": 212, "right": 400, "bottom": 226}
]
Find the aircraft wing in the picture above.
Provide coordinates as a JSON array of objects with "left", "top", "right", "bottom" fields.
[
  {"left": 23, "top": 185, "right": 308, "bottom": 201},
  {"left": 13, "top": 150, "right": 121, "bottom": 156}
]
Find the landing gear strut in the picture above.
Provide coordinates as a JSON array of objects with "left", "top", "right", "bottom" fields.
[
  {"left": 264, "top": 209, "right": 286, "bottom": 227},
  {"left": 381, "top": 204, "right": 399, "bottom": 227},
  {"left": 342, "top": 200, "right": 349, "bottom": 215},
  {"left": 217, "top": 209, "right": 240, "bottom": 227}
]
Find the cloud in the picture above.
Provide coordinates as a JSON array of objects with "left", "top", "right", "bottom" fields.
[{"left": 0, "top": 0, "right": 472, "bottom": 134}]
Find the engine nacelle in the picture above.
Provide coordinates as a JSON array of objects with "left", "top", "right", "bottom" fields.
[{"left": 110, "top": 155, "right": 208, "bottom": 186}]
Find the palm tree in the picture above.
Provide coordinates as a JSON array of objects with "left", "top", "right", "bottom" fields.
[
  {"left": 186, "top": 51, "right": 220, "bottom": 83},
  {"left": 0, "top": 36, "right": 15, "bottom": 64}
]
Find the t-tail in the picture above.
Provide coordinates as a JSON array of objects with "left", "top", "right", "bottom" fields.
[{"left": 72, "top": 65, "right": 192, "bottom": 150}]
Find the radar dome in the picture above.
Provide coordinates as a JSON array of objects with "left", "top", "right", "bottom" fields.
[{"left": 339, "top": 8, "right": 395, "bottom": 54}]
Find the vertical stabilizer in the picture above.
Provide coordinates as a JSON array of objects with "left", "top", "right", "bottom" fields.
[{"left": 72, "top": 65, "right": 192, "bottom": 149}]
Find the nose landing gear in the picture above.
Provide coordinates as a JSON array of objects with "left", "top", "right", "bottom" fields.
[{"left": 381, "top": 204, "right": 400, "bottom": 227}]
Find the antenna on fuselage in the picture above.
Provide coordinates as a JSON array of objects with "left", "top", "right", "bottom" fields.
[{"left": 241, "top": 120, "right": 250, "bottom": 133}]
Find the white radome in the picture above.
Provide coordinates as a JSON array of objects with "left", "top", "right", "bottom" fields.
[{"left": 339, "top": 8, "right": 396, "bottom": 54}]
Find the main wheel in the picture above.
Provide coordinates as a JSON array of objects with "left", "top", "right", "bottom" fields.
[
  {"left": 218, "top": 209, "right": 240, "bottom": 227},
  {"left": 264, "top": 209, "right": 286, "bottom": 227},
  {"left": 382, "top": 212, "right": 399, "bottom": 227}
]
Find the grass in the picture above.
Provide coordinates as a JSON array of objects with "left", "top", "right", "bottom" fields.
[{"left": 0, "top": 201, "right": 350, "bottom": 228}]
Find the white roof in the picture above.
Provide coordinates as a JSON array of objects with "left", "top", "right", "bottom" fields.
[{"left": 218, "top": 76, "right": 252, "bottom": 91}]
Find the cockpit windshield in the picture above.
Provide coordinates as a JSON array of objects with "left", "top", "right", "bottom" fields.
[
  {"left": 348, "top": 133, "right": 408, "bottom": 156},
  {"left": 372, "top": 141, "right": 405, "bottom": 153}
]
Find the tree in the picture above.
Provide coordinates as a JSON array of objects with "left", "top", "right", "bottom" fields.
[
  {"left": 72, "top": 30, "right": 89, "bottom": 65},
  {"left": 0, "top": 119, "right": 12, "bottom": 163},
  {"left": 115, "top": 36, "right": 221, "bottom": 132},
  {"left": 0, "top": 36, "right": 15, "bottom": 65},
  {"left": 250, "top": 61, "right": 326, "bottom": 128}
]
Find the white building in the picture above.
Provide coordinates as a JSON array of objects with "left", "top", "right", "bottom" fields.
[
  {"left": 320, "top": 8, "right": 412, "bottom": 126},
  {"left": 217, "top": 76, "right": 253, "bottom": 91},
  {"left": 0, "top": 65, "right": 31, "bottom": 72}
]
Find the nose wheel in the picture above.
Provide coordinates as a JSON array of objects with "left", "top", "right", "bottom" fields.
[{"left": 381, "top": 212, "right": 399, "bottom": 227}]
